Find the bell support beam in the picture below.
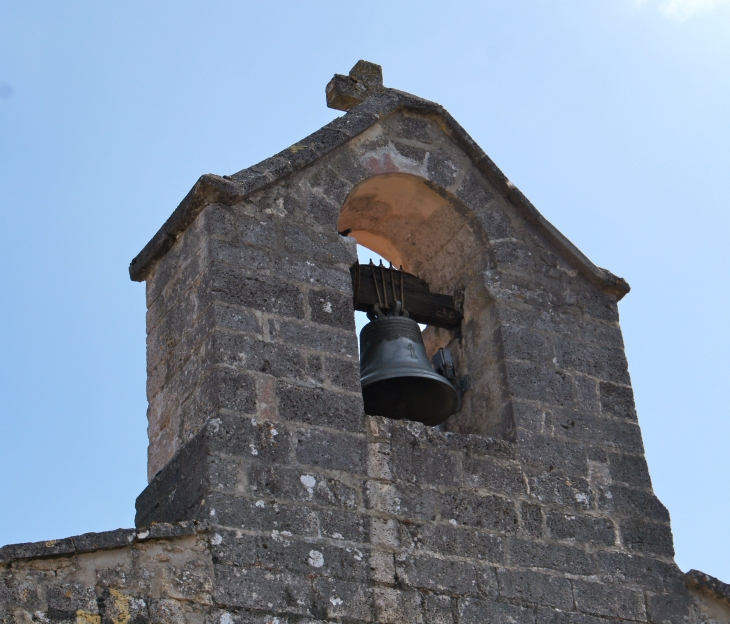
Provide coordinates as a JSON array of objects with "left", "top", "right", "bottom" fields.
[{"left": 350, "top": 262, "right": 463, "bottom": 329}]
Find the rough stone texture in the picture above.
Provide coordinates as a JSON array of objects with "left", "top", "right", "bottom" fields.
[
  {"left": 3, "top": 61, "right": 727, "bottom": 623},
  {"left": 0, "top": 524, "right": 214, "bottom": 623}
]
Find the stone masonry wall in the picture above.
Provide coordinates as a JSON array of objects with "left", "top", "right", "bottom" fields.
[
  {"left": 143, "top": 108, "right": 635, "bottom": 478},
  {"left": 131, "top": 101, "right": 709, "bottom": 621},
  {"left": 3, "top": 81, "right": 725, "bottom": 623},
  {"left": 134, "top": 411, "right": 702, "bottom": 622},
  {"left": 0, "top": 523, "right": 215, "bottom": 623}
]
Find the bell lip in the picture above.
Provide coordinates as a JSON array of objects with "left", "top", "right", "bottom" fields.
[
  {"left": 361, "top": 365, "right": 458, "bottom": 394},
  {"left": 361, "top": 370, "right": 461, "bottom": 425}
]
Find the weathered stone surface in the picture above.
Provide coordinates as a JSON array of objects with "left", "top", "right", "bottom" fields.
[
  {"left": 3, "top": 60, "right": 716, "bottom": 624},
  {"left": 276, "top": 380, "right": 364, "bottom": 432},
  {"left": 497, "top": 568, "right": 574, "bottom": 610},
  {"left": 545, "top": 512, "right": 616, "bottom": 546},
  {"left": 572, "top": 579, "right": 646, "bottom": 620}
]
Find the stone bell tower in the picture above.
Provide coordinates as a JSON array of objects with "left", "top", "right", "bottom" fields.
[{"left": 2, "top": 61, "right": 729, "bottom": 624}]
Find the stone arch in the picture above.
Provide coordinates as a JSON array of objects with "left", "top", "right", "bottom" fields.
[{"left": 336, "top": 172, "right": 514, "bottom": 440}]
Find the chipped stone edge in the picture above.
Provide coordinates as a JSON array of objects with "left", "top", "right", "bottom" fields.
[
  {"left": 685, "top": 569, "right": 730, "bottom": 607},
  {"left": 0, "top": 520, "right": 209, "bottom": 566},
  {"left": 127, "top": 87, "right": 630, "bottom": 300}
]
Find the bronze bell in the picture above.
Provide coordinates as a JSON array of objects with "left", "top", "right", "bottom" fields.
[{"left": 359, "top": 315, "right": 460, "bottom": 426}]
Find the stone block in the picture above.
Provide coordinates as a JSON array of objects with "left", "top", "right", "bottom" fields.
[
  {"left": 512, "top": 401, "right": 549, "bottom": 435},
  {"left": 426, "top": 149, "right": 460, "bottom": 188},
  {"left": 645, "top": 590, "right": 693, "bottom": 624},
  {"left": 504, "top": 360, "right": 574, "bottom": 406},
  {"left": 213, "top": 566, "right": 312, "bottom": 615},
  {"left": 527, "top": 470, "right": 594, "bottom": 511},
  {"left": 459, "top": 597, "right": 536, "bottom": 624},
  {"left": 271, "top": 318, "right": 358, "bottom": 356},
  {"left": 389, "top": 419, "right": 515, "bottom": 460},
  {"left": 620, "top": 518, "right": 675, "bottom": 557},
  {"left": 556, "top": 340, "right": 630, "bottom": 386},
  {"left": 208, "top": 237, "right": 272, "bottom": 274},
  {"left": 437, "top": 490, "right": 518, "bottom": 534},
  {"left": 308, "top": 165, "right": 353, "bottom": 207},
  {"left": 148, "top": 242, "right": 211, "bottom": 332},
  {"left": 598, "top": 484, "right": 670, "bottom": 522},
  {"left": 96, "top": 587, "right": 150, "bottom": 622},
  {"left": 210, "top": 263, "right": 305, "bottom": 318},
  {"left": 143, "top": 520, "right": 199, "bottom": 539},
  {"left": 277, "top": 381, "right": 364, "bottom": 432},
  {"left": 462, "top": 456, "right": 526, "bottom": 494},
  {"left": 214, "top": 302, "right": 262, "bottom": 335},
  {"left": 209, "top": 527, "right": 257, "bottom": 566},
  {"left": 306, "top": 353, "right": 324, "bottom": 384},
  {"left": 599, "top": 382, "right": 637, "bottom": 420},
  {"left": 146, "top": 216, "right": 208, "bottom": 305},
  {"left": 275, "top": 252, "right": 354, "bottom": 292},
  {"left": 215, "top": 332, "right": 307, "bottom": 381},
  {"left": 149, "top": 598, "right": 196, "bottom": 624},
  {"left": 500, "top": 325, "right": 555, "bottom": 364},
  {"left": 550, "top": 410, "right": 644, "bottom": 453},
  {"left": 294, "top": 427, "right": 367, "bottom": 474},
  {"left": 572, "top": 374, "right": 600, "bottom": 412},
  {"left": 519, "top": 501, "right": 544, "bottom": 537},
  {"left": 596, "top": 551, "right": 684, "bottom": 594},
  {"left": 365, "top": 481, "right": 439, "bottom": 521},
  {"left": 518, "top": 431, "right": 588, "bottom": 476},
  {"left": 607, "top": 451, "right": 652, "bottom": 488},
  {"left": 572, "top": 579, "right": 646, "bottom": 620},
  {"left": 247, "top": 464, "right": 358, "bottom": 509},
  {"left": 509, "top": 538, "right": 595, "bottom": 575},
  {"left": 46, "top": 584, "right": 98, "bottom": 621},
  {"left": 226, "top": 211, "right": 280, "bottom": 249},
  {"left": 314, "top": 577, "right": 373, "bottom": 621},
  {"left": 0, "top": 536, "right": 76, "bottom": 565},
  {"left": 203, "top": 494, "right": 319, "bottom": 537},
  {"left": 390, "top": 442, "right": 462, "bottom": 488},
  {"left": 575, "top": 290, "right": 620, "bottom": 323},
  {"left": 395, "top": 553, "right": 479, "bottom": 595},
  {"left": 206, "top": 414, "right": 292, "bottom": 464},
  {"left": 422, "top": 594, "right": 454, "bottom": 624},
  {"left": 308, "top": 289, "right": 356, "bottom": 330},
  {"left": 211, "top": 367, "right": 257, "bottom": 414},
  {"left": 73, "top": 528, "right": 137, "bottom": 553},
  {"left": 493, "top": 240, "right": 537, "bottom": 274},
  {"left": 324, "top": 355, "right": 361, "bottom": 392},
  {"left": 535, "top": 608, "right": 611, "bottom": 624},
  {"left": 401, "top": 522, "right": 505, "bottom": 564},
  {"left": 146, "top": 294, "right": 215, "bottom": 380},
  {"left": 373, "top": 586, "right": 423, "bottom": 624},
  {"left": 319, "top": 508, "right": 369, "bottom": 543},
  {"left": 255, "top": 537, "right": 371, "bottom": 584},
  {"left": 546, "top": 512, "right": 616, "bottom": 546},
  {"left": 497, "top": 568, "right": 573, "bottom": 610}
]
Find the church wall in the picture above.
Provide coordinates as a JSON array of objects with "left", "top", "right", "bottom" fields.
[
  {"left": 2, "top": 63, "right": 725, "bottom": 623},
  {"left": 127, "top": 109, "right": 702, "bottom": 622},
  {"left": 0, "top": 524, "right": 214, "bottom": 623}
]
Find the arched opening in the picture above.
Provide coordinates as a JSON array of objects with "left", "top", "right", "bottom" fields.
[
  {"left": 338, "top": 173, "right": 512, "bottom": 439},
  {"left": 338, "top": 172, "right": 483, "bottom": 283}
]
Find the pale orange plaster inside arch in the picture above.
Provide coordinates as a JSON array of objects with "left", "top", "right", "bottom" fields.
[{"left": 338, "top": 172, "right": 457, "bottom": 276}]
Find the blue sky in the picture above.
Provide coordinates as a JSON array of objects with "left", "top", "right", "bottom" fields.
[{"left": 1, "top": 1, "right": 728, "bottom": 580}]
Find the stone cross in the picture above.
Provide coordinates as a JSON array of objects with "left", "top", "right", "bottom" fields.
[{"left": 326, "top": 59, "right": 385, "bottom": 111}]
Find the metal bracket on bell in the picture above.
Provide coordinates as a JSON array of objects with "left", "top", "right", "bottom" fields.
[
  {"left": 432, "top": 348, "right": 469, "bottom": 397},
  {"left": 367, "top": 300, "right": 409, "bottom": 321}
]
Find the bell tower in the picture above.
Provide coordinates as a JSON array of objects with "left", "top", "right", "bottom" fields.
[{"left": 3, "top": 61, "right": 728, "bottom": 624}]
